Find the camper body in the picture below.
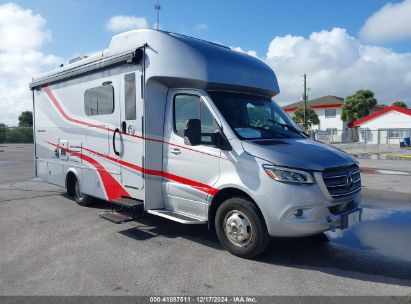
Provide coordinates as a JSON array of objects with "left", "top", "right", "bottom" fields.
[{"left": 30, "top": 30, "right": 361, "bottom": 258}]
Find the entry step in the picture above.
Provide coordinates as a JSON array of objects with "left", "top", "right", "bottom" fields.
[
  {"left": 111, "top": 197, "right": 144, "bottom": 208},
  {"left": 147, "top": 209, "right": 207, "bottom": 224},
  {"left": 99, "top": 211, "right": 133, "bottom": 224}
]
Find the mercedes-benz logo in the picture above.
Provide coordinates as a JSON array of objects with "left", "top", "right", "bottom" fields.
[{"left": 346, "top": 172, "right": 354, "bottom": 189}]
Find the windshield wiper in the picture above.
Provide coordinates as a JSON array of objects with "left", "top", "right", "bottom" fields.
[
  {"left": 267, "top": 119, "right": 306, "bottom": 136},
  {"left": 250, "top": 126, "right": 291, "bottom": 138}
]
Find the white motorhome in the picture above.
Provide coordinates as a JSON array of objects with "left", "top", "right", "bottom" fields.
[{"left": 30, "top": 29, "right": 362, "bottom": 258}]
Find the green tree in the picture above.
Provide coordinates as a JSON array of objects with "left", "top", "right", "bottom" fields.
[
  {"left": 292, "top": 108, "right": 319, "bottom": 129},
  {"left": 18, "top": 111, "right": 33, "bottom": 127},
  {"left": 0, "top": 123, "right": 6, "bottom": 143},
  {"left": 392, "top": 101, "right": 408, "bottom": 108},
  {"left": 4, "top": 128, "right": 33, "bottom": 143},
  {"left": 373, "top": 104, "right": 387, "bottom": 111},
  {"left": 341, "top": 90, "right": 378, "bottom": 123}
]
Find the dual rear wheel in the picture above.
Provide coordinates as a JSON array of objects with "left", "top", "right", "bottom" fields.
[{"left": 67, "top": 174, "right": 93, "bottom": 206}]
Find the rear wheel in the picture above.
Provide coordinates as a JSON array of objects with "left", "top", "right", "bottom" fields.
[
  {"left": 67, "top": 174, "right": 93, "bottom": 206},
  {"left": 215, "top": 197, "right": 269, "bottom": 258}
]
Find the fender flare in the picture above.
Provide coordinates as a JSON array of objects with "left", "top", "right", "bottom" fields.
[{"left": 65, "top": 167, "right": 81, "bottom": 190}]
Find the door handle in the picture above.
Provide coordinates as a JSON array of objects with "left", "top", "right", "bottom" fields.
[
  {"left": 170, "top": 148, "right": 181, "bottom": 155},
  {"left": 113, "top": 128, "right": 120, "bottom": 156}
]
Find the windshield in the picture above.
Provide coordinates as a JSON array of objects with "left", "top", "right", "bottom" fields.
[{"left": 208, "top": 91, "right": 305, "bottom": 140}]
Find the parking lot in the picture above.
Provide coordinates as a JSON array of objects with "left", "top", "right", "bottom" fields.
[{"left": 0, "top": 144, "right": 411, "bottom": 296}]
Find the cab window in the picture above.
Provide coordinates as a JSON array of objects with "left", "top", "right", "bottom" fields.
[{"left": 174, "top": 94, "right": 219, "bottom": 145}]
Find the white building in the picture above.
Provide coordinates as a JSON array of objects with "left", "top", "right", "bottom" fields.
[
  {"left": 352, "top": 106, "right": 411, "bottom": 144},
  {"left": 283, "top": 95, "right": 347, "bottom": 133}
]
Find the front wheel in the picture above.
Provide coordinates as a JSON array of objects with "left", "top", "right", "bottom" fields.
[{"left": 215, "top": 197, "right": 269, "bottom": 258}]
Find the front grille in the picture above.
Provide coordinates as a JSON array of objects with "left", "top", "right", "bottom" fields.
[{"left": 322, "top": 165, "right": 361, "bottom": 199}]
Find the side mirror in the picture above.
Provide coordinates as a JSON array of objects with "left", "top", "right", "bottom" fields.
[{"left": 184, "top": 119, "right": 201, "bottom": 146}]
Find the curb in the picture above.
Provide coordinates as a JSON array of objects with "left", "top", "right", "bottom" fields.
[
  {"left": 361, "top": 188, "right": 411, "bottom": 203},
  {"left": 360, "top": 167, "right": 411, "bottom": 175}
]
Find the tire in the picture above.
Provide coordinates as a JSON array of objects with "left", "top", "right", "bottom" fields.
[
  {"left": 71, "top": 177, "right": 93, "bottom": 207},
  {"left": 215, "top": 197, "right": 269, "bottom": 258}
]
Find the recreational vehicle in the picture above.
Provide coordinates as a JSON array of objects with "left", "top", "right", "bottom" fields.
[{"left": 29, "top": 29, "right": 362, "bottom": 258}]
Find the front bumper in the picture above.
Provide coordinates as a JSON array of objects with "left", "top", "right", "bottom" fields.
[{"left": 256, "top": 180, "right": 362, "bottom": 237}]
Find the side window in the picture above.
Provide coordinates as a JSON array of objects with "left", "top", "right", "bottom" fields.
[
  {"left": 174, "top": 94, "right": 219, "bottom": 145},
  {"left": 124, "top": 73, "right": 136, "bottom": 120},
  {"left": 174, "top": 95, "right": 200, "bottom": 137},
  {"left": 325, "top": 109, "right": 336, "bottom": 118},
  {"left": 84, "top": 84, "right": 114, "bottom": 116}
]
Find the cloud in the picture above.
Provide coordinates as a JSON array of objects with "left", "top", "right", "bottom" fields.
[
  {"left": 262, "top": 28, "right": 411, "bottom": 106},
  {"left": 194, "top": 23, "right": 208, "bottom": 31},
  {"left": 0, "top": 3, "right": 62, "bottom": 126},
  {"left": 106, "top": 15, "right": 149, "bottom": 33},
  {"left": 359, "top": 0, "right": 411, "bottom": 43},
  {"left": 231, "top": 46, "right": 258, "bottom": 58}
]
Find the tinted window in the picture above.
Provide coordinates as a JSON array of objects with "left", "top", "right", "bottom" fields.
[
  {"left": 84, "top": 84, "right": 114, "bottom": 116},
  {"left": 124, "top": 73, "right": 136, "bottom": 120},
  {"left": 174, "top": 94, "right": 219, "bottom": 145}
]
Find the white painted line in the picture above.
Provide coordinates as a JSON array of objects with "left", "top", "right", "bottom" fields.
[{"left": 377, "top": 169, "right": 411, "bottom": 175}]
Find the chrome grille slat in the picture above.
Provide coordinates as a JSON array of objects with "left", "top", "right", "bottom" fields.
[
  {"left": 330, "top": 187, "right": 361, "bottom": 197},
  {"left": 323, "top": 174, "right": 346, "bottom": 179},
  {"left": 322, "top": 165, "right": 361, "bottom": 199},
  {"left": 327, "top": 183, "right": 349, "bottom": 188}
]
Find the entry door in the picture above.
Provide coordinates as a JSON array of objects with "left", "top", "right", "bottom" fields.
[
  {"left": 119, "top": 72, "right": 144, "bottom": 193},
  {"left": 163, "top": 90, "right": 221, "bottom": 219}
]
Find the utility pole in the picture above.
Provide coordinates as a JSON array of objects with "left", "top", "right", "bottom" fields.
[
  {"left": 303, "top": 73, "right": 307, "bottom": 130},
  {"left": 155, "top": 0, "right": 161, "bottom": 30}
]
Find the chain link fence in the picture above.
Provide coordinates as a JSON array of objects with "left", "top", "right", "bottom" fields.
[
  {"left": 0, "top": 126, "right": 33, "bottom": 144},
  {"left": 0, "top": 127, "right": 35, "bottom": 185},
  {"left": 0, "top": 127, "right": 65, "bottom": 203},
  {"left": 315, "top": 128, "right": 411, "bottom": 156}
]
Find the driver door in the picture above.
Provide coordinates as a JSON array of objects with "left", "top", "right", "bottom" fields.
[{"left": 163, "top": 90, "right": 221, "bottom": 219}]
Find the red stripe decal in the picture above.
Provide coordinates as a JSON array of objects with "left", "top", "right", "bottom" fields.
[
  {"left": 43, "top": 86, "right": 228, "bottom": 161},
  {"left": 46, "top": 142, "right": 130, "bottom": 201},
  {"left": 80, "top": 146, "right": 219, "bottom": 196}
]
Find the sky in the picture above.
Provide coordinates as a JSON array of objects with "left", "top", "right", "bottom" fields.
[{"left": 1, "top": 0, "right": 411, "bottom": 125}]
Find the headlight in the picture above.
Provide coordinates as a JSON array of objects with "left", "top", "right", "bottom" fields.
[{"left": 263, "top": 165, "right": 315, "bottom": 184}]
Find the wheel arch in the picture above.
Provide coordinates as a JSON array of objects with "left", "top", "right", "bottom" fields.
[
  {"left": 208, "top": 187, "right": 266, "bottom": 231},
  {"left": 65, "top": 168, "right": 81, "bottom": 197}
]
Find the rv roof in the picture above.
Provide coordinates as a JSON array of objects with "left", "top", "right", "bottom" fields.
[{"left": 30, "top": 29, "right": 279, "bottom": 96}]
